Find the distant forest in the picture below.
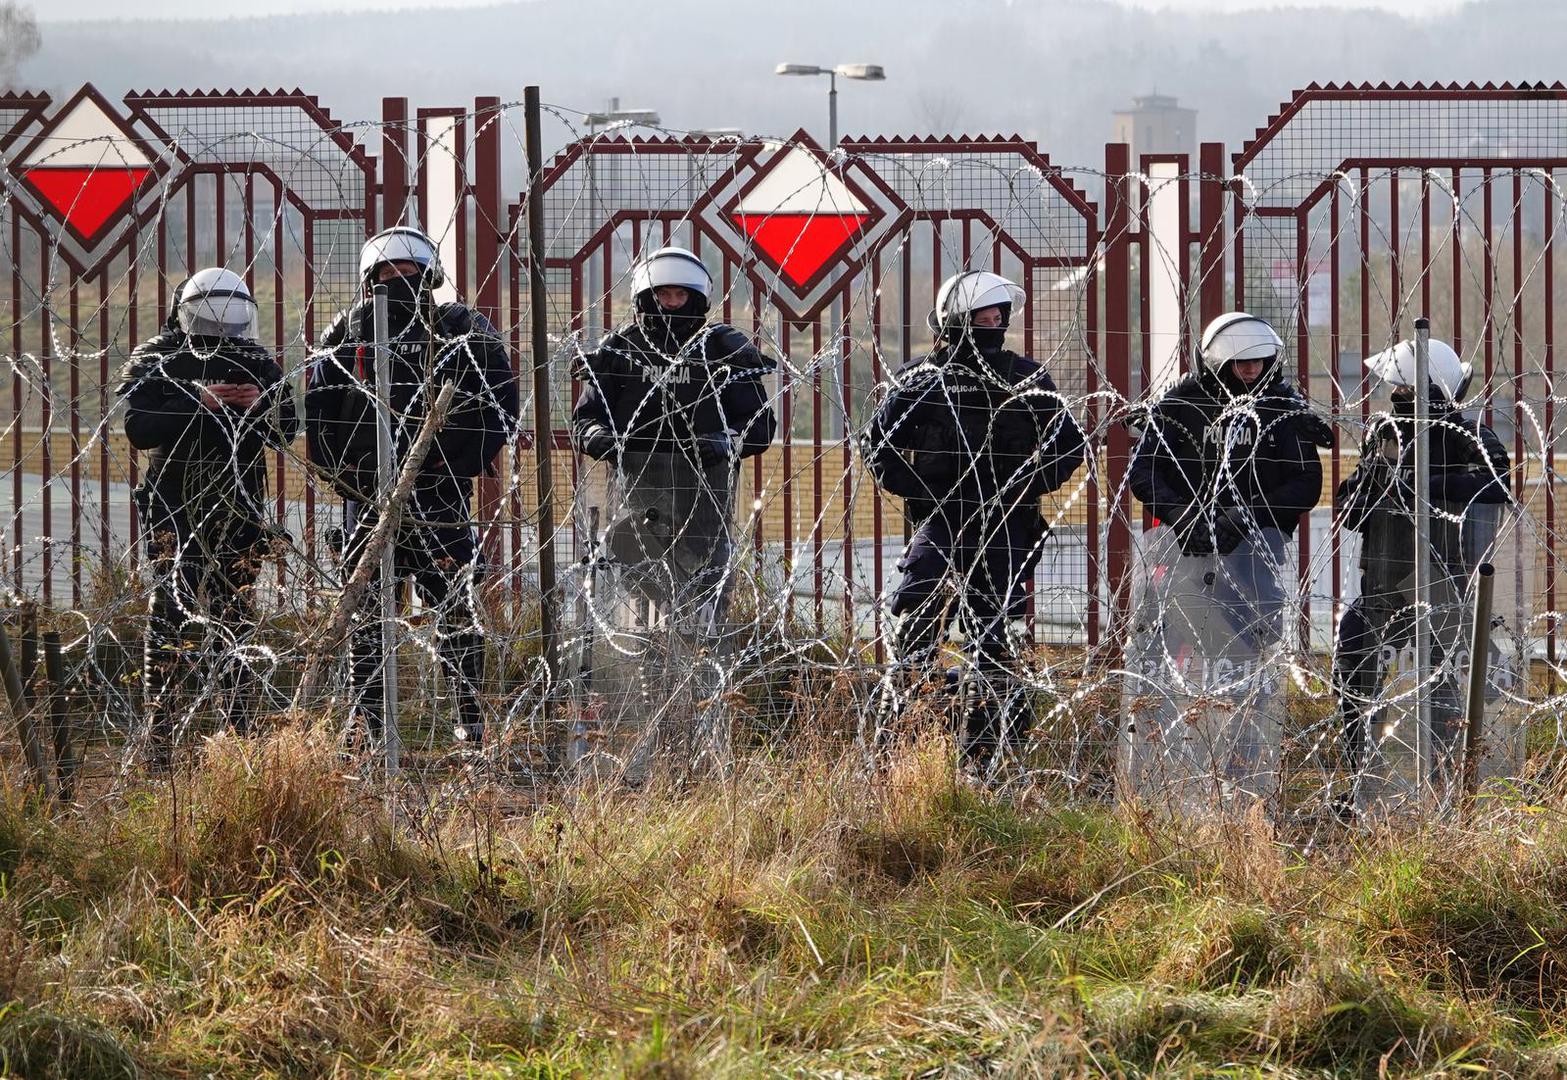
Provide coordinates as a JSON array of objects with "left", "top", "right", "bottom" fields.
[{"left": 24, "top": 0, "right": 1567, "bottom": 170}]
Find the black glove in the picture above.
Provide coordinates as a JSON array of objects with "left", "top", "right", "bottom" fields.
[
  {"left": 1213, "top": 506, "right": 1250, "bottom": 556},
  {"left": 576, "top": 423, "right": 618, "bottom": 463},
  {"left": 1296, "top": 410, "right": 1335, "bottom": 449},
  {"left": 695, "top": 430, "right": 734, "bottom": 467},
  {"left": 258, "top": 520, "right": 294, "bottom": 549},
  {"left": 1339, "top": 454, "right": 1393, "bottom": 530},
  {"left": 1170, "top": 502, "right": 1214, "bottom": 556},
  {"left": 1431, "top": 464, "right": 1512, "bottom": 506}
]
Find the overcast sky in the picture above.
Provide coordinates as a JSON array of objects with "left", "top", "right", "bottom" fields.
[{"left": 39, "top": 0, "right": 1466, "bottom": 21}]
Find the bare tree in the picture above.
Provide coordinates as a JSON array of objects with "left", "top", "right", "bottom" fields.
[
  {"left": 914, "top": 86, "right": 968, "bottom": 137},
  {"left": 0, "top": 2, "right": 39, "bottom": 92}
]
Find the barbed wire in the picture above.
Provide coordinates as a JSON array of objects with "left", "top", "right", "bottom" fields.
[{"left": 0, "top": 91, "right": 1563, "bottom": 834}]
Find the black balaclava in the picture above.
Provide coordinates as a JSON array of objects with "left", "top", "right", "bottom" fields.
[
  {"left": 635, "top": 287, "right": 709, "bottom": 357},
  {"left": 1389, "top": 382, "right": 1458, "bottom": 419},
  {"left": 359, "top": 264, "right": 435, "bottom": 341},
  {"left": 943, "top": 301, "right": 1011, "bottom": 363},
  {"left": 1214, "top": 351, "right": 1278, "bottom": 398}
]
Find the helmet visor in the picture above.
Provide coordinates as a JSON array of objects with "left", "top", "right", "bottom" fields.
[{"left": 178, "top": 289, "right": 257, "bottom": 338}]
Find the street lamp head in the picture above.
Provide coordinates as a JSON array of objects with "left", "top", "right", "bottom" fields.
[
  {"left": 776, "top": 63, "right": 827, "bottom": 76},
  {"left": 834, "top": 63, "right": 886, "bottom": 81}
]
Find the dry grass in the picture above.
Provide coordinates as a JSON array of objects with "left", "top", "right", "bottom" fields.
[{"left": 4, "top": 726, "right": 1567, "bottom": 1076}]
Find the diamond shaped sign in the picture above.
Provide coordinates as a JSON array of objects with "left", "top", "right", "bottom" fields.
[
  {"left": 728, "top": 143, "right": 881, "bottom": 292},
  {"left": 10, "top": 85, "right": 159, "bottom": 249}
]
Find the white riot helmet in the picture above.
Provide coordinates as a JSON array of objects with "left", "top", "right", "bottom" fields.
[
  {"left": 1364, "top": 337, "right": 1472, "bottom": 403},
  {"left": 630, "top": 246, "right": 713, "bottom": 301},
  {"left": 175, "top": 267, "right": 257, "bottom": 339},
  {"left": 927, "top": 271, "right": 1026, "bottom": 334},
  {"left": 359, "top": 226, "right": 444, "bottom": 290},
  {"left": 1197, "top": 311, "right": 1283, "bottom": 375}
]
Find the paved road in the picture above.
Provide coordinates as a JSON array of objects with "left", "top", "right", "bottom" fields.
[{"left": 9, "top": 485, "right": 1528, "bottom": 658}]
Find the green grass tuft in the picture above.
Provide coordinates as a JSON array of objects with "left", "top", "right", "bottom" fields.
[{"left": 0, "top": 1002, "right": 138, "bottom": 1080}]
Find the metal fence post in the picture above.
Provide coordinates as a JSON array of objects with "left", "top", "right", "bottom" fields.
[
  {"left": 1104, "top": 142, "right": 1135, "bottom": 654},
  {"left": 372, "top": 285, "right": 401, "bottom": 774},
  {"left": 381, "top": 97, "right": 410, "bottom": 230},
  {"left": 1413, "top": 316, "right": 1432, "bottom": 796},
  {"left": 1197, "top": 142, "right": 1227, "bottom": 327},
  {"left": 474, "top": 95, "right": 506, "bottom": 588}
]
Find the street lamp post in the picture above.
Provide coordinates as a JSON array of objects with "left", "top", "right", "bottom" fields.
[
  {"left": 774, "top": 66, "right": 883, "bottom": 441},
  {"left": 774, "top": 63, "right": 886, "bottom": 146}
]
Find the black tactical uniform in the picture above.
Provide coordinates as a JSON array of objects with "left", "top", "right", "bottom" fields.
[
  {"left": 1333, "top": 396, "right": 1510, "bottom": 765},
  {"left": 306, "top": 286, "right": 518, "bottom": 744},
  {"left": 1128, "top": 345, "right": 1330, "bottom": 665},
  {"left": 119, "top": 312, "right": 298, "bottom": 762},
  {"left": 864, "top": 334, "right": 1085, "bottom": 769},
  {"left": 571, "top": 295, "right": 776, "bottom": 610},
  {"left": 1129, "top": 360, "right": 1330, "bottom": 558}
]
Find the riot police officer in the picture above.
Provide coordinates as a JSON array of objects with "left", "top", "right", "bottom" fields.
[
  {"left": 1333, "top": 334, "right": 1509, "bottom": 770},
  {"left": 1120, "top": 312, "right": 1329, "bottom": 808},
  {"left": 1129, "top": 311, "right": 1332, "bottom": 641},
  {"left": 864, "top": 270, "right": 1086, "bottom": 774},
  {"left": 306, "top": 226, "right": 518, "bottom": 748},
  {"left": 119, "top": 268, "right": 298, "bottom": 768},
  {"left": 571, "top": 245, "right": 776, "bottom": 616},
  {"left": 568, "top": 246, "right": 775, "bottom": 779}
]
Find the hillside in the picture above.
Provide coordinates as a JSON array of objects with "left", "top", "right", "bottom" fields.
[{"left": 23, "top": 0, "right": 1567, "bottom": 167}]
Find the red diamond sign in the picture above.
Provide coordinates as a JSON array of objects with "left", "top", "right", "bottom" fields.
[
  {"left": 12, "top": 86, "right": 157, "bottom": 248},
  {"left": 730, "top": 145, "right": 877, "bottom": 290}
]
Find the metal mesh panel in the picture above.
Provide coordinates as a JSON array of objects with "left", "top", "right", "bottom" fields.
[{"left": 0, "top": 83, "right": 1559, "bottom": 830}]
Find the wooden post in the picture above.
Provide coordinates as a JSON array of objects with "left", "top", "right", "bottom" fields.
[
  {"left": 0, "top": 619, "right": 51, "bottom": 798},
  {"left": 43, "top": 630, "right": 76, "bottom": 799},
  {"left": 524, "top": 85, "right": 562, "bottom": 761}
]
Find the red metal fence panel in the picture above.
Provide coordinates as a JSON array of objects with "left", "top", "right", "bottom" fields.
[{"left": 2, "top": 80, "right": 1563, "bottom": 679}]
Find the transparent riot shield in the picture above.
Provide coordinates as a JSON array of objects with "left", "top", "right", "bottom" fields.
[
  {"left": 1119, "top": 524, "right": 1290, "bottom": 815},
  {"left": 1473, "top": 504, "right": 1536, "bottom": 787},
  {"left": 564, "top": 451, "right": 738, "bottom": 784},
  {"left": 1352, "top": 500, "right": 1534, "bottom": 813}
]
